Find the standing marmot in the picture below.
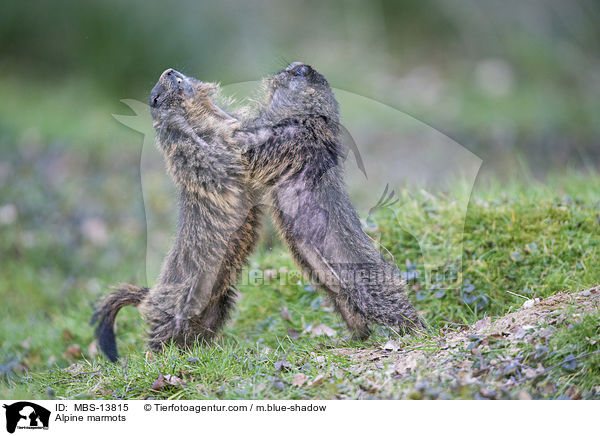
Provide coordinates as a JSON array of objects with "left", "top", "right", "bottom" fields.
[
  {"left": 231, "top": 62, "right": 425, "bottom": 338},
  {"left": 91, "top": 69, "right": 262, "bottom": 361}
]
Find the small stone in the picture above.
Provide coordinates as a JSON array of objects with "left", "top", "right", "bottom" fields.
[
  {"left": 273, "top": 380, "right": 286, "bottom": 391},
  {"left": 382, "top": 340, "right": 398, "bottom": 351},
  {"left": 479, "top": 388, "right": 497, "bottom": 399},
  {"left": 522, "top": 299, "right": 536, "bottom": 309}
]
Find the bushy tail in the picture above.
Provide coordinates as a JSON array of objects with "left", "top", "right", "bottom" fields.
[{"left": 90, "top": 283, "right": 149, "bottom": 362}]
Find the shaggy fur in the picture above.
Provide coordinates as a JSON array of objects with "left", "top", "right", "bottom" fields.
[
  {"left": 234, "top": 63, "right": 425, "bottom": 337},
  {"left": 90, "top": 284, "right": 149, "bottom": 362},
  {"left": 92, "top": 64, "right": 423, "bottom": 362},
  {"left": 91, "top": 69, "right": 262, "bottom": 361}
]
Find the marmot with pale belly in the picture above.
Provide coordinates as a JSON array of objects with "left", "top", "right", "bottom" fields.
[{"left": 231, "top": 62, "right": 425, "bottom": 338}]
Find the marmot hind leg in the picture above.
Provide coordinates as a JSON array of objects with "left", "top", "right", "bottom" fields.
[
  {"left": 191, "top": 286, "right": 239, "bottom": 341},
  {"left": 334, "top": 295, "right": 371, "bottom": 340},
  {"left": 142, "top": 286, "right": 240, "bottom": 353}
]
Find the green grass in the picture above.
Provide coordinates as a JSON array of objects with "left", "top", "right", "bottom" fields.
[
  {"left": 372, "top": 173, "right": 599, "bottom": 328},
  {"left": 522, "top": 311, "right": 600, "bottom": 399},
  {"left": 1, "top": 165, "right": 598, "bottom": 399}
]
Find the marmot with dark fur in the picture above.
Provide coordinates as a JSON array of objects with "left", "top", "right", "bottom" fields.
[
  {"left": 91, "top": 69, "right": 262, "bottom": 361},
  {"left": 233, "top": 62, "right": 425, "bottom": 338}
]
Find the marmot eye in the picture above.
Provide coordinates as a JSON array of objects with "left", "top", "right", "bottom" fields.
[{"left": 293, "top": 65, "right": 310, "bottom": 77}]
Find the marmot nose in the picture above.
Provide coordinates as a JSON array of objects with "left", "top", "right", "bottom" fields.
[{"left": 161, "top": 68, "right": 185, "bottom": 84}]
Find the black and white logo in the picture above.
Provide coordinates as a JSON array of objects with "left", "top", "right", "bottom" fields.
[{"left": 3, "top": 402, "right": 50, "bottom": 434}]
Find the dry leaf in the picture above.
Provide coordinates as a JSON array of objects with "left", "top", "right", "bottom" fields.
[
  {"left": 307, "top": 374, "right": 326, "bottom": 388},
  {"left": 311, "top": 324, "right": 336, "bottom": 337},
  {"left": 151, "top": 374, "right": 165, "bottom": 390},
  {"left": 292, "top": 373, "right": 307, "bottom": 387},
  {"left": 152, "top": 374, "right": 186, "bottom": 390},
  {"left": 164, "top": 374, "right": 186, "bottom": 387},
  {"left": 63, "top": 344, "right": 82, "bottom": 361}
]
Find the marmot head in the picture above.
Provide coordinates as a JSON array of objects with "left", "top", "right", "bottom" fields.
[
  {"left": 149, "top": 69, "right": 232, "bottom": 137},
  {"left": 262, "top": 62, "right": 339, "bottom": 123},
  {"left": 150, "top": 69, "right": 201, "bottom": 114}
]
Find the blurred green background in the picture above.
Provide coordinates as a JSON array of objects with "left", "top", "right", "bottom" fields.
[
  {"left": 2, "top": 0, "right": 599, "bottom": 170},
  {"left": 0, "top": 0, "right": 599, "bottom": 384}
]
